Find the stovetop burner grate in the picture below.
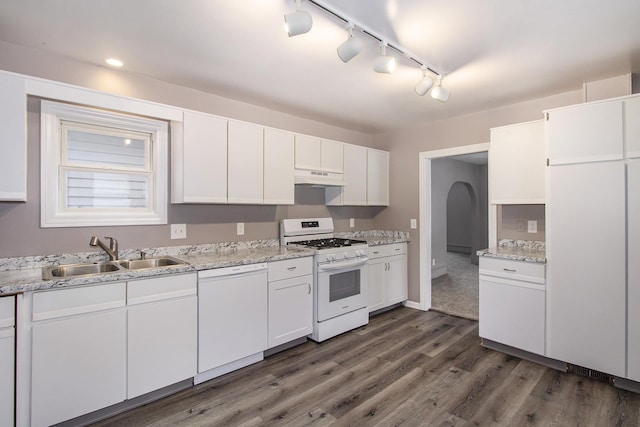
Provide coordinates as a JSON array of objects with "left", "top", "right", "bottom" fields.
[{"left": 289, "top": 237, "right": 367, "bottom": 249}]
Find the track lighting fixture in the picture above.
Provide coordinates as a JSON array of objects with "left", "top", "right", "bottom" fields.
[
  {"left": 336, "top": 25, "right": 362, "bottom": 63},
  {"left": 284, "top": 0, "right": 449, "bottom": 101},
  {"left": 431, "top": 76, "right": 450, "bottom": 102},
  {"left": 415, "top": 67, "right": 434, "bottom": 96},
  {"left": 372, "top": 43, "right": 396, "bottom": 74},
  {"left": 284, "top": 0, "right": 313, "bottom": 37}
]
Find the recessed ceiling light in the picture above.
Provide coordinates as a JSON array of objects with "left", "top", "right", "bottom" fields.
[{"left": 105, "top": 58, "right": 124, "bottom": 67}]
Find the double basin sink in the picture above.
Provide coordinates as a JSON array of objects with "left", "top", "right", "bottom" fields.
[{"left": 42, "top": 256, "right": 188, "bottom": 280}]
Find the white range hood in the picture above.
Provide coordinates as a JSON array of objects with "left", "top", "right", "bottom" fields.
[{"left": 294, "top": 169, "right": 346, "bottom": 186}]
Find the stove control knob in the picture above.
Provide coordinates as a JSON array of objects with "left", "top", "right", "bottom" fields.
[
  {"left": 345, "top": 251, "right": 355, "bottom": 259},
  {"left": 356, "top": 250, "right": 365, "bottom": 257},
  {"left": 327, "top": 254, "right": 336, "bottom": 261}
]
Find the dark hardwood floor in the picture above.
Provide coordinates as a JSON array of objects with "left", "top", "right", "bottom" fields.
[{"left": 92, "top": 307, "right": 640, "bottom": 426}]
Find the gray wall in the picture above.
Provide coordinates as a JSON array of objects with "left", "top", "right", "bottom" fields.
[{"left": 447, "top": 182, "right": 473, "bottom": 253}]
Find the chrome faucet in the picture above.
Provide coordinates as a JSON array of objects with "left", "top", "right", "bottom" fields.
[{"left": 89, "top": 236, "right": 119, "bottom": 261}]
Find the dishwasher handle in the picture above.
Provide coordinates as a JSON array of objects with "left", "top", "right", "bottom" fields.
[{"left": 198, "top": 263, "right": 268, "bottom": 279}]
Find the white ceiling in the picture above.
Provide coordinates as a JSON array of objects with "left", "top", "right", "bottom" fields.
[{"left": 1, "top": 0, "right": 639, "bottom": 133}]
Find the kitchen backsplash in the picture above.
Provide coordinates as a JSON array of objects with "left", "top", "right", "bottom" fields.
[{"left": 497, "top": 204, "right": 545, "bottom": 242}]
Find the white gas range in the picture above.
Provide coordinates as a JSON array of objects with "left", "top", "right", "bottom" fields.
[{"left": 280, "top": 218, "right": 369, "bottom": 342}]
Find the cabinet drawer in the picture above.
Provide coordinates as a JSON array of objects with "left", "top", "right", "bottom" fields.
[
  {"left": 268, "top": 257, "right": 313, "bottom": 282},
  {"left": 33, "top": 282, "right": 126, "bottom": 321},
  {"left": 127, "top": 273, "right": 197, "bottom": 305},
  {"left": 479, "top": 257, "right": 545, "bottom": 284},
  {"left": 368, "top": 243, "right": 406, "bottom": 260},
  {"left": 0, "top": 296, "right": 15, "bottom": 328}
]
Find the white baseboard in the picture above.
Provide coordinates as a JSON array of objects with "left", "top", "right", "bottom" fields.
[
  {"left": 403, "top": 300, "right": 424, "bottom": 311},
  {"left": 432, "top": 264, "right": 447, "bottom": 278}
]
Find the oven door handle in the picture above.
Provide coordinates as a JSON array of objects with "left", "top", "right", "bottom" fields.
[{"left": 317, "top": 258, "right": 368, "bottom": 272}]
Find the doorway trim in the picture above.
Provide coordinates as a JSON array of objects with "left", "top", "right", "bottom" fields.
[{"left": 413, "top": 143, "right": 489, "bottom": 311}]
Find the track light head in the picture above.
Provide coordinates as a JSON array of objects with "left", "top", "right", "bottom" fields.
[
  {"left": 284, "top": 0, "right": 312, "bottom": 37},
  {"left": 337, "top": 25, "right": 362, "bottom": 63},
  {"left": 372, "top": 44, "right": 395, "bottom": 74},
  {"left": 415, "top": 69, "right": 434, "bottom": 96},
  {"left": 431, "top": 76, "right": 450, "bottom": 102}
]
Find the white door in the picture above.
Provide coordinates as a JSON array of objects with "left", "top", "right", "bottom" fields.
[
  {"left": 367, "top": 149, "right": 389, "bottom": 206},
  {"left": 342, "top": 144, "right": 367, "bottom": 205},
  {"left": 228, "top": 121, "right": 264, "bottom": 204},
  {"left": 367, "top": 258, "right": 385, "bottom": 312},
  {"left": 172, "top": 110, "right": 227, "bottom": 203},
  {"left": 624, "top": 97, "right": 640, "bottom": 159},
  {"left": 385, "top": 255, "right": 408, "bottom": 305},
  {"left": 0, "top": 72, "right": 27, "bottom": 201},
  {"left": 268, "top": 275, "right": 313, "bottom": 348},
  {"left": 546, "top": 100, "right": 623, "bottom": 165},
  {"left": 628, "top": 160, "right": 640, "bottom": 381},
  {"left": 546, "top": 161, "right": 626, "bottom": 376},
  {"left": 264, "top": 128, "right": 294, "bottom": 205},
  {"left": 295, "top": 134, "right": 321, "bottom": 170},
  {"left": 321, "top": 139, "right": 344, "bottom": 173}
]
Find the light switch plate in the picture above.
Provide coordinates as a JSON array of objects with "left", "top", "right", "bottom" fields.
[
  {"left": 410, "top": 219, "right": 417, "bottom": 229},
  {"left": 170, "top": 224, "right": 186, "bottom": 239},
  {"left": 237, "top": 222, "right": 245, "bottom": 236},
  {"left": 527, "top": 220, "right": 538, "bottom": 233},
  {"left": 349, "top": 218, "right": 355, "bottom": 228}
]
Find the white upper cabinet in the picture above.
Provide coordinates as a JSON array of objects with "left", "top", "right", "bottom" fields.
[
  {"left": 489, "top": 120, "right": 545, "bottom": 204},
  {"left": 294, "top": 134, "right": 343, "bottom": 172},
  {"left": 367, "top": 148, "right": 389, "bottom": 206},
  {"left": 0, "top": 72, "right": 27, "bottom": 201},
  {"left": 546, "top": 100, "right": 624, "bottom": 165},
  {"left": 171, "top": 110, "right": 227, "bottom": 203},
  {"left": 228, "top": 120, "right": 264, "bottom": 204},
  {"left": 321, "top": 139, "right": 344, "bottom": 173},
  {"left": 342, "top": 144, "right": 368, "bottom": 205},
  {"left": 624, "top": 96, "right": 640, "bottom": 159},
  {"left": 264, "top": 128, "right": 295, "bottom": 205},
  {"left": 295, "top": 134, "right": 321, "bottom": 170}
]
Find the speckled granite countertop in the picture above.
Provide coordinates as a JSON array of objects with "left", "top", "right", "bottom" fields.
[
  {"left": 0, "top": 231, "right": 408, "bottom": 294},
  {"left": 0, "top": 241, "right": 314, "bottom": 294},
  {"left": 337, "top": 230, "right": 410, "bottom": 246},
  {"left": 477, "top": 240, "right": 546, "bottom": 263}
]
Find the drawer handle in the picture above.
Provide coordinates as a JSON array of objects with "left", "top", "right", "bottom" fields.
[
  {"left": 394, "top": 248, "right": 400, "bottom": 251},
  {"left": 308, "top": 283, "right": 311, "bottom": 294},
  {"left": 287, "top": 266, "right": 297, "bottom": 271},
  {"left": 373, "top": 251, "right": 380, "bottom": 255},
  {"left": 503, "top": 268, "right": 517, "bottom": 273}
]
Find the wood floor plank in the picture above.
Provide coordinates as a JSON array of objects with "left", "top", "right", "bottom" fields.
[{"left": 91, "top": 307, "right": 640, "bottom": 427}]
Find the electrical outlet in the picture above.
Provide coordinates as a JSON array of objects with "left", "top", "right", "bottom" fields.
[
  {"left": 170, "top": 224, "right": 186, "bottom": 239},
  {"left": 349, "top": 218, "right": 355, "bottom": 228},
  {"left": 528, "top": 220, "right": 538, "bottom": 233},
  {"left": 410, "top": 219, "right": 417, "bottom": 229},
  {"left": 237, "top": 222, "right": 245, "bottom": 236},
  {"left": 432, "top": 258, "right": 436, "bottom": 266}
]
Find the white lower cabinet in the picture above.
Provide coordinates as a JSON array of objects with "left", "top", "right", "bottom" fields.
[
  {"left": 267, "top": 257, "right": 313, "bottom": 348},
  {"left": 628, "top": 160, "right": 640, "bottom": 381},
  {"left": 30, "top": 283, "right": 127, "bottom": 427},
  {"left": 126, "top": 274, "right": 197, "bottom": 399},
  {"left": 479, "top": 257, "right": 546, "bottom": 355},
  {"left": 368, "top": 243, "right": 407, "bottom": 313},
  {"left": 0, "top": 296, "right": 15, "bottom": 427}
]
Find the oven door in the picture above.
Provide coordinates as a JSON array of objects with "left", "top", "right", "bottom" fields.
[{"left": 316, "top": 258, "right": 368, "bottom": 322}]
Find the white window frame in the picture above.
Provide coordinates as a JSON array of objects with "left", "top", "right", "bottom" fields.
[{"left": 41, "top": 100, "right": 168, "bottom": 227}]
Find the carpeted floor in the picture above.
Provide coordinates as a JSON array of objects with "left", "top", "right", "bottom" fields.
[{"left": 431, "top": 251, "right": 479, "bottom": 320}]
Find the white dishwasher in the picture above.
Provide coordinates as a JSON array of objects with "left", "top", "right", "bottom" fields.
[{"left": 196, "top": 263, "right": 268, "bottom": 384}]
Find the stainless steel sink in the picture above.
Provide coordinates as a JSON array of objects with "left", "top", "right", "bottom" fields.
[
  {"left": 116, "top": 256, "right": 186, "bottom": 270},
  {"left": 42, "top": 261, "right": 123, "bottom": 280},
  {"left": 42, "top": 256, "right": 187, "bottom": 280}
]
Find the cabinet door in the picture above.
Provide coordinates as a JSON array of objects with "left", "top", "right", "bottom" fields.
[
  {"left": 546, "top": 100, "right": 623, "bottom": 165},
  {"left": 367, "top": 149, "right": 389, "bottom": 206},
  {"left": 264, "top": 128, "right": 294, "bottom": 205},
  {"left": 385, "top": 255, "right": 408, "bottom": 305},
  {"left": 228, "top": 121, "right": 264, "bottom": 204},
  {"left": 489, "top": 120, "right": 545, "bottom": 204},
  {"left": 624, "top": 96, "right": 640, "bottom": 159},
  {"left": 0, "top": 72, "right": 27, "bottom": 201},
  {"left": 342, "top": 144, "right": 367, "bottom": 205},
  {"left": 321, "top": 139, "right": 344, "bottom": 173},
  {"left": 368, "top": 258, "right": 386, "bottom": 312},
  {"left": 295, "top": 134, "right": 321, "bottom": 170},
  {"left": 628, "top": 160, "right": 640, "bottom": 381},
  {"left": 31, "top": 309, "right": 126, "bottom": 427},
  {"left": 268, "top": 275, "right": 313, "bottom": 348},
  {"left": 546, "top": 162, "right": 626, "bottom": 376},
  {"left": 171, "top": 111, "right": 227, "bottom": 203},
  {"left": 0, "top": 331, "right": 14, "bottom": 427},
  {"left": 479, "top": 279, "right": 545, "bottom": 355},
  {"left": 127, "top": 296, "right": 197, "bottom": 398}
]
